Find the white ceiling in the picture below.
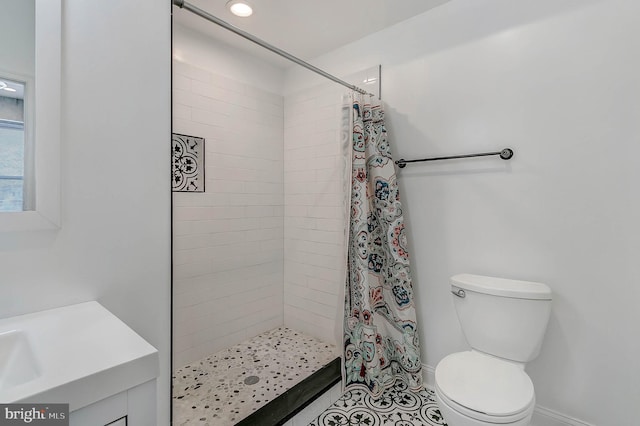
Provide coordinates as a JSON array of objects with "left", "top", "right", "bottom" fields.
[{"left": 173, "top": 0, "right": 451, "bottom": 67}]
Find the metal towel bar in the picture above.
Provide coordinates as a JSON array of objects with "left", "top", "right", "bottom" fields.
[{"left": 395, "top": 148, "right": 514, "bottom": 169}]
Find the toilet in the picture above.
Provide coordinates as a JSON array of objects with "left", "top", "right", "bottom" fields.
[{"left": 434, "top": 274, "right": 552, "bottom": 426}]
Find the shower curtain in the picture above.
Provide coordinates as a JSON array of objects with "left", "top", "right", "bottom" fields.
[{"left": 343, "top": 93, "right": 423, "bottom": 397}]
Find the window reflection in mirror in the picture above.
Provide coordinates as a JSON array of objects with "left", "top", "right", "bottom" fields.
[{"left": 0, "top": 79, "right": 28, "bottom": 212}]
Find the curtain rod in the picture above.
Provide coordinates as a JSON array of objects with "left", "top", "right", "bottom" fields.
[{"left": 173, "top": 0, "right": 376, "bottom": 97}]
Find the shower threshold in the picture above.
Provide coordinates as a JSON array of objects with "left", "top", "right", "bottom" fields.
[{"left": 172, "top": 327, "right": 339, "bottom": 425}]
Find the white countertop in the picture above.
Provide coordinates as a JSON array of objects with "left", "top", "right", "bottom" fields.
[{"left": 0, "top": 301, "right": 159, "bottom": 411}]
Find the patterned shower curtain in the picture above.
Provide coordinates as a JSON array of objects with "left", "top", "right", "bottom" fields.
[{"left": 343, "top": 94, "right": 422, "bottom": 397}]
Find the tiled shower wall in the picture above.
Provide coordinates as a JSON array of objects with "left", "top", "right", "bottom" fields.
[
  {"left": 172, "top": 60, "right": 284, "bottom": 367},
  {"left": 172, "top": 58, "right": 347, "bottom": 365},
  {"left": 283, "top": 84, "right": 347, "bottom": 346}
]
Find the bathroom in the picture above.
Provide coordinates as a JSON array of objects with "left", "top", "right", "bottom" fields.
[{"left": 0, "top": 0, "right": 638, "bottom": 425}]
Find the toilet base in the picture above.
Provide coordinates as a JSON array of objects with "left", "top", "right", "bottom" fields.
[{"left": 435, "top": 385, "right": 534, "bottom": 426}]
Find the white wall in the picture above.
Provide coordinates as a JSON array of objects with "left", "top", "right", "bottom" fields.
[
  {"left": 285, "top": 1, "right": 640, "bottom": 424},
  {"left": 0, "top": 1, "right": 171, "bottom": 424},
  {"left": 172, "top": 29, "right": 285, "bottom": 368}
]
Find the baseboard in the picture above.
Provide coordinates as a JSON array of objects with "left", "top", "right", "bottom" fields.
[
  {"left": 423, "top": 364, "right": 436, "bottom": 389},
  {"left": 531, "top": 406, "right": 596, "bottom": 426},
  {"left": 421, "top": 363, "right": 595, "bottom": 426}
]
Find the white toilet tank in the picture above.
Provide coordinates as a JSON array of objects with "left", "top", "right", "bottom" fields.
[{"left": 451, "top": 274, "right": 552, "bottom": 363}]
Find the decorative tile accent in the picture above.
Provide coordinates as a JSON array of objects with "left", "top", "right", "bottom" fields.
[
  {"left": 172, "top": 133, "right": 204, "bottom": 192},
  {"left": 172, "top": 327, "right": 337, "bottom": 425},
  {"left": 309, "top": 381, "right": 448, "bottom": 426}
]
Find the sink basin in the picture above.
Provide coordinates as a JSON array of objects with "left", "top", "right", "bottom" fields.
[
  {"left": 0, "top": 302, "right": 158, "bottom": 411},
  {"left": 0, "top": 330, "right": 41, "bottom": 391}
]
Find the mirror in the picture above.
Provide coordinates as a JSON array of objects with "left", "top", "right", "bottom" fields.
[
  {"left": 0, "top": 1, "right": 34, "bottom": 212},
  {"left": 0, "top": 0, "right": 61, "bottom": 232}
]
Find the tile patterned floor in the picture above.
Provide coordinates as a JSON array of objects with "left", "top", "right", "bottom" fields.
[
  {"left": 172, "top": 327, "right": 337, "bottom": 425},
  {"left": 309, "top": 381, "right": 448, "bottom": 426}
]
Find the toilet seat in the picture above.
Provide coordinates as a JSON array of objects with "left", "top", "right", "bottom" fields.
[
  {"left": 435, "top": 351, "right": 535, "bottom": 423},
  {"left": 435, "top": 383, "right": 534, "bottom": 424}
]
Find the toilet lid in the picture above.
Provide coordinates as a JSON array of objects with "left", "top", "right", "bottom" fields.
[{"left": 435, "top": 351, "right": 534, "bottom": 417}]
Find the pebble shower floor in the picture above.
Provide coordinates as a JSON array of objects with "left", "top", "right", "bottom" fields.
[{"left": 172, "top": 327, "right": 337, "bottom": 425}]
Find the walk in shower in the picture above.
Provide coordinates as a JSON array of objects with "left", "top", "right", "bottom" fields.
[
  {"left": 170, "top": 4, "right": 384, "bottom": 424},
  {"left": 171, "top": 56, "right": 345, "bottom": 422}
]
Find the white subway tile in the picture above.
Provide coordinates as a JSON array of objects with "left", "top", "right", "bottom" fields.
[
  {"left": 305, "top": 229, "right": 342, "bottom": 244},
  {"left": 173, "top": 234, "right": 211, "bottom": 251},
  {"left": 308, "top": 277, "right": 341, "bottom": 296},
  {"left": 244, "top": 227, "right": 282, "bottom": 242},
  {"left": 173, "top": 103, "right": 191, "bottom": 120},
  {"left": 172, "top": 220, "right": 194, "bottom": 236},
  {"left": 173, "top": 60, "right": 211, "bottom": 83},
  {"left": 191, "top": 108, "right": 229, "bottom": 127},
  {"left": 204, "top": 179, "right": 244, "bottom": 194},
  {"left": 172, "top": 117, "right": 219, "bottom": 141},
  {"left": 308, "top": 206, "right": 343, "bottom": 219},
  {"left": 283, "top": 159, "right": 310, "bottom": 172},
  {"left": 284, "top": 194, "right": 314, "bottom": 206},
  {"left": 174, "top": 89, "right": 216, "bottom": 112},
  {"left": 259, "top": 216, "right": 283, "bottom": 229},
  {"left": 173, "top": 73, "right": 191, "bottom": 91},
  {"left": 209, "top": 73, "right": 248, "bottom": 94},
  {"left": 283, "top": 269, "right": 308, "bottom": 287},
  {"left": 283, "top": 305, "right": 336, "bottom": 341},
  {"left": 252, "top": 86, "right": 284, "bottom": 107},
  {"left": 192, "top": 79, "right": 234, "bottom": 101},
  {"left": 173, "top": 260, "right": 212, "bottom": 279},
  {"left": 314, "top": 192, "right": 344, "bottom": 208},
  {"left": 284, "top": 226, "right": 310, "bottom": 241},
  {"left": 315, "top": 218, "right": 344, "bottom": 232},
  {"left": 285, "top": 205, "right": 308, "bottom": 217},
  {"left": 315, "top": 167, "right": 341, "bottom": 181}
]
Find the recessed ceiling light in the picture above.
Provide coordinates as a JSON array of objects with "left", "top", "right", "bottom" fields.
[{"left": 227, "top": 0, "right": 253, "bottom": 17}]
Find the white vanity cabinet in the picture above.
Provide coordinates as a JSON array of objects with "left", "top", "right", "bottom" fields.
[
  {"left": 0, "top": 302, "right": 159, "bottom": 426},
  {"left": 68, "top": 379, "right": 157, "bottom": 426},
  {"left": 69, "top": 379, "right": 156, "bottom": 426}
]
